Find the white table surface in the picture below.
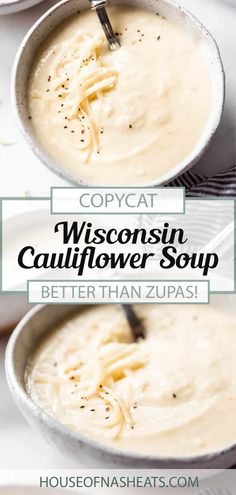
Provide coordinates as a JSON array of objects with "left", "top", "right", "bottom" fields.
[
  {"left": 0, "top": 0, "right": 235, "bottom": 198},
  {"left": 0, "top": 335, "right": 78, "bottom": 469},
  {"left": 0, "top": 0, "right": 235, "bottom": 471}
]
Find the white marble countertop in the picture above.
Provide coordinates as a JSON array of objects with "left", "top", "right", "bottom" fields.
[
  {"left": 0, "top": 0, "right": 235, "bottom": 471},
  {"left": 0, "top": 335, "right": 78, "bottom": 469}
]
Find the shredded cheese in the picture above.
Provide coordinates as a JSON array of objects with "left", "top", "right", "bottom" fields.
[
  {"left": 26, "top": 306, "right": 147, "bottom": 440},
  {"left": 32, "top": 32, "right": 119, "bottom": 162}
]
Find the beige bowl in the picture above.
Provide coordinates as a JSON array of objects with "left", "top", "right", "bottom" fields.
[
  {"left": 11, "top": 0, "right": 225, "bottom": 186},
  {"left": 5, "top": 298, "right": 236, "bottom": 469}
]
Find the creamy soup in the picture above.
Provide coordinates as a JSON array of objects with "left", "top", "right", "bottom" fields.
[
  {"left": 26, "top": 304, "right": 236, "bottom": 457},
  {"left": 28, "top": 5, "right": 212, "bottom": 185}
]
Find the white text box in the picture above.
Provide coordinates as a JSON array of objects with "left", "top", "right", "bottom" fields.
[
  {"left": 51, "top": 187, "right": 185, "bottom": 214},
  {"left": 28, "top": 280, "right": 209, "bottom": 304}
]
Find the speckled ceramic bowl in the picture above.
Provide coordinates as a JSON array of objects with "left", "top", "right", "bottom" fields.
[
  {"left": 5, "top": 299, "right": 236, "bottom": 469},
  {"left": 0, "top": 0, "right": 44, "bottom": 15},
  {"left": 12, "top": 0, "right": 225, "bottom": 187}
]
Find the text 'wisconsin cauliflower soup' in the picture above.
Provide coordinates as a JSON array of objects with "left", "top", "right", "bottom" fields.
[
  {"left": 28, "top": 5, "right": 212, "bottom": 185},
  {"left": 26, "top": 304, "right": 236, "bottom": 457}
]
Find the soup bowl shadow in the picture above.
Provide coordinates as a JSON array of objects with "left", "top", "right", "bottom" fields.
[
  {"left": 5, "top": 303, "right": 236, "bottom": 469},
  {"left": 12, "top": 0, "right": 225, "bottom": 186}
]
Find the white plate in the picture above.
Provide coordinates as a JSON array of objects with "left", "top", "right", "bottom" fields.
[{"left": 0, "top": 0, "right": 44, "bottom": 15}]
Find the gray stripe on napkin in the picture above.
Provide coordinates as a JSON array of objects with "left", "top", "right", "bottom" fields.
[{"left": 169, "top": 165, "right": 236, "bottom": 197}]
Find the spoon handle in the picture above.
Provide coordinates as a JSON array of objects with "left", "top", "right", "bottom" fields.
[
  {"left": 89, "top": 0, "right": 120, "bottom": 50},
  {"left": 122, "top": 305, "right": 145, "bottom": 341}
]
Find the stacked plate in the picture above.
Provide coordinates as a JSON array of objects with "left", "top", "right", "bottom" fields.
[{"left": 0, "top": 0, "right": 45, "bottom": 15}]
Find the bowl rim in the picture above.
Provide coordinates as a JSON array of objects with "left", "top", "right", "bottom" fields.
[
  {"left": 11, "top": 0, "right": 225, "bottom": 188},
  {"left": 5, "top": 302, "right": 236, "bottom": 466}
]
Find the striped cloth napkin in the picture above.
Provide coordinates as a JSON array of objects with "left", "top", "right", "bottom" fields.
[{"left": 169, "top": 165, "right": 236, "bottom": 196}]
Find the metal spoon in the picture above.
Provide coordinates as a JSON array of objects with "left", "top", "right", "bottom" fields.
[
  {"left": 122, "top": 305, "right": 146, "bottom": 341},
  {"left": 89, "top": 0, "right": 120, "bottom": 50}
]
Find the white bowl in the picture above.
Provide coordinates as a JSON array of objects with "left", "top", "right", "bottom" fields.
[
  {"left": 11, "top": 0, "right": 225, "bottom": 186},
  {"left": 0, "top": 0, "right": 44, "bottom": 15},
  {"left": 5, "top": 297, "right": 236, "bottom": 469}
]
